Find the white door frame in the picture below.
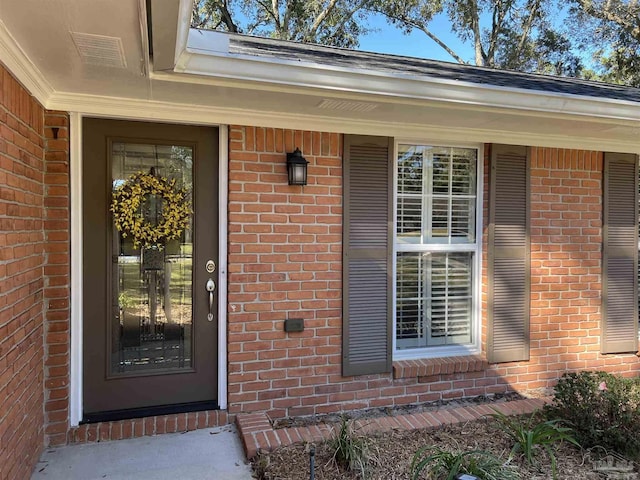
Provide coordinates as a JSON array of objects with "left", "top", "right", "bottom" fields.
[{"left": 69, "top": 113, "right": 228, "bottom": 426}]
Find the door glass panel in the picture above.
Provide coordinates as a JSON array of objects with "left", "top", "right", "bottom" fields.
[{"left": 110, "top": 142, "right": 193, "bottom": 375}]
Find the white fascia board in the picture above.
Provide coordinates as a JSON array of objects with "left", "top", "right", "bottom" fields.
[
  {"left": 0, "top": 17, "right": 54, "bottom": 106},
  {"left": 176, "top": 29, "right": 640, "bottom": 125},
  {"left": 48, "top": 91, "right": 640, "bottom": 154},
  {"left": 174, "top": 0, "right": 195, "bottom": 68}
]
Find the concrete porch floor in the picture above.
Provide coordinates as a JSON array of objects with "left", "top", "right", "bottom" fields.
[{"left": 31, "top": 424, "right": 254, "bottom": 480}]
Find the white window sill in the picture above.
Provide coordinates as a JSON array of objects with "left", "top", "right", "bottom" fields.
[{"left": 393, "top": 344, "right": 480, "bottom": 362}]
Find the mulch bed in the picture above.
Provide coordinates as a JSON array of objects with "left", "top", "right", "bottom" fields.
[
  {"left": 253, "top": 415, "right": 637, "bottom": 479},
  {"left": 272, "top": 392, "right": 528, "bottom": 430}
]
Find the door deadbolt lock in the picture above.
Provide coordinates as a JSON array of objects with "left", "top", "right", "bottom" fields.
[{"left": 205, "top": 260, "right": 216, "bottom": 274}]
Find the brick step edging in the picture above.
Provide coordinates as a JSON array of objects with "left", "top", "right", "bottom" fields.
[
  {"left": 68, "top": 410, "right": 231, "bottom": 444},
  {"left": 236, "top": 398, "right": 550, "bottom": 459}
]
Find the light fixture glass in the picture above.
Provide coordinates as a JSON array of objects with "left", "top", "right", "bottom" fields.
[{"left": 287, "top": 147, "right": 308, "bottom": 186}]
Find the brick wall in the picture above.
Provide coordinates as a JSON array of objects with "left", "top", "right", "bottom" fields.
[
  {"left": 525, "top": 148, "right": 638, "bottom": 376},
  {"left": 0, "top": 66, "right": 46, "bottom": 480},
  {"left": 228, "top": 130, "right": 640, "bottom": 419},
  {"left": 485, "top": 148, "right": 639, "bottom": 390},
  {"left": 42, "top": 111, "right": 70, "bottom": 446},
  {"left": 227, "top": 126, "right": 344, "bottom": 417}
]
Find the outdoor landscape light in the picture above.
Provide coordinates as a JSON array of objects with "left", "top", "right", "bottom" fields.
[{"left": 286, "top": 147, "right": 308, "bottom": 185}]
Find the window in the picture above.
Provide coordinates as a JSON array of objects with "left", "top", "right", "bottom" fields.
[{"left": 394, "top": 144, "right": 481, "bottom": 357}]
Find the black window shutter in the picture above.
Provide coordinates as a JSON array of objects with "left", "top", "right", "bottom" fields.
[
  {"left": 488, "top": 144, "right": 530, "bottom": 363},
  {"left": 342, "top": 135, "right": 393, "bottom": 376},
  {"left": 602, "top": 153, "right": 638, "bottom": 354}
]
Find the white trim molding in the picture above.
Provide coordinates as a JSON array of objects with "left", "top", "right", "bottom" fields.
[
  {"left": 217, "top": 125, "right": 229, "bottom": 410},
  {"left": 69, "top": 112, "right": 83, "bottom": 427},
  {"left": 47, "top": 92, "right": 640, "bottom": 155},
  {"left": 68, "top": 114, "right": 229, "bottom": 422},
  {"left": 392, "top": 140, "right": 484, "bottom": 361}
]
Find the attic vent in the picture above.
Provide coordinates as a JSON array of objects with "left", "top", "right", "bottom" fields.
[
  {"left": 317, "top": 99, "right": 378, "bottom": 113},
  {"left": 71, "top": 32, "right": 127, "bottom": 68}
]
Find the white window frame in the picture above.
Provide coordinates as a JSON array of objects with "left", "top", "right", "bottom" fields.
[{"left": 392, "top": 140, "right": 483, "bottom": 361}]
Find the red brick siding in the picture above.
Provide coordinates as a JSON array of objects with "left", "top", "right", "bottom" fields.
[
  {"left": 485, "top": 148, "right": 638, "bottom": 390},
  {"left": 526, "top": 149, "right": 637, "bottom": 375},
  {"left": 68, "top": 410, "right": 230, "bottom": 444},
  {"left": 43, "top": 111, "right": 70, "bottom": 446},
  {"left": 227, "top": 126, "right": 344, "bottom": 418},
  {"left": 0, "top": 66, "right": 46, "bottom": 480},
  {"left": 529, "top": 148, "right": 602, "bottom": 378},
  {"left": 228, "top": 131, "right": 640, "bottom": 419}
]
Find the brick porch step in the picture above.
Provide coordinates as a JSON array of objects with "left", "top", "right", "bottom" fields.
[{"left": 236, "top": 397, "right": 550, "bottom": 459}]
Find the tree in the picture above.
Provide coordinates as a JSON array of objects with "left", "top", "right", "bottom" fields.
[
  {"left": 372, "top": 0, "right": 582, "bottom": 75},
  {"left": 566, "top": 0, "right": 640, "bottom": 86},
  {"left": 191, "top": 0, "right": 375, "bottom": 48},
  {"left": 190, "top": 0, "right": 638, "bottom": 85}
]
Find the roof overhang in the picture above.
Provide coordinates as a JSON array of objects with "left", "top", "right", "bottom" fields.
[
  {"left": 174, "top": 28, "right": 640, "bottom": 125},
  {"left": 0, "top": 0, "right": 639, "bottom": 153}
]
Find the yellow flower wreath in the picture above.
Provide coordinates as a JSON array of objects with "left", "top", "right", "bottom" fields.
[{"left": 111, "top": 171, "right": 192, "bottom": 250}]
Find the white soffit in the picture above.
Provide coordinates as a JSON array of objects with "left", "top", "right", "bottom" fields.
[{"left": 0, "top": 0, "right": 146, "bottom": 96}]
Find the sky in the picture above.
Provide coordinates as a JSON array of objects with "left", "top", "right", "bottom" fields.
[{"left": 357, "top": 12, "right": 473, "bottom": 64}]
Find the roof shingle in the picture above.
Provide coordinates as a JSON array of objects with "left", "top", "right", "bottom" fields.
[{"left": 227, "top": 33, "right": 640, "bottom": 103}]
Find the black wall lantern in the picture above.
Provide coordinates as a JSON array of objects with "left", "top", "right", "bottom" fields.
[{"left": 287, "top": 147, "right": 308, "bottom": 186}]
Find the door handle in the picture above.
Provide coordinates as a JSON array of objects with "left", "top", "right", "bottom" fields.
[{"left": 206, "top": 278, "right": 215, "bottom": 322}]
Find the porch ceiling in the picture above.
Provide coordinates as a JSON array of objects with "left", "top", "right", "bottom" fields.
[{"left": 0, "top": 0, "right": 639, "bottom": 153}]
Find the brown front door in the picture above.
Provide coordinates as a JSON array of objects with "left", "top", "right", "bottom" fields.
[{"left": 82, "top": 118, "right": 219, "bottom": 419}]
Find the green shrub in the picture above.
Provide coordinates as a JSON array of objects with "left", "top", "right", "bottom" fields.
[
  {"left": 410, "top": 446, "right": 519, "bottom": 480},
  {"left": 491, "top": 410, "right": 579, "bottom": 479},
  {"left": 328, "top": 417, "right": 371, "bottom": 478},
  {"left": 544, "top": 371, "right": 640, "bottom": 460}
]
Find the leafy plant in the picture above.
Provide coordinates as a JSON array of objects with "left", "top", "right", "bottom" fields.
[
  {"left": 328, "top": 417, "right": 371, "bottom": 478},
  {"left": 544, "top": 371, "right": 640, "bottom": 460},
  {"left": 410, "top": 446, "right": 519, "bottom": 480},
  {"left": 491, "top": 409, "right": 579, "bottom": 479}
]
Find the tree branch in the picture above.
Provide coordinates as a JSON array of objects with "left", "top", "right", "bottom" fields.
[
  {"left": 422, "top": 25, "right": 468, "bottom": 64},
  {"left": 516, "top": 0, "right": 541, "bottom": 57},
  {"left": 192, "top": 0, "right": 239, "bottom": 32},
  {"left": 486, "top": 1, "right": 502, "bottom": 63},
  {"left": 467, "top": 0, "right": 486, "bottom": 65},
  {"left": 573, "top": 0, "right": 639, "bottom": 39},
  {"left": 271, "top": 0, "right": 282, "bottom": 36},
  {"left": 326, "top": 0, "right": 370, "bottom": 44},
  {"left": 307, "top": 0, "right": 340, "bottom": 39},
  {"left": 217, "top": 0, "right": 239, "bottom": 32},
  {"left": 378, "top": 11, "right": 467, "bottom": 64}
]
